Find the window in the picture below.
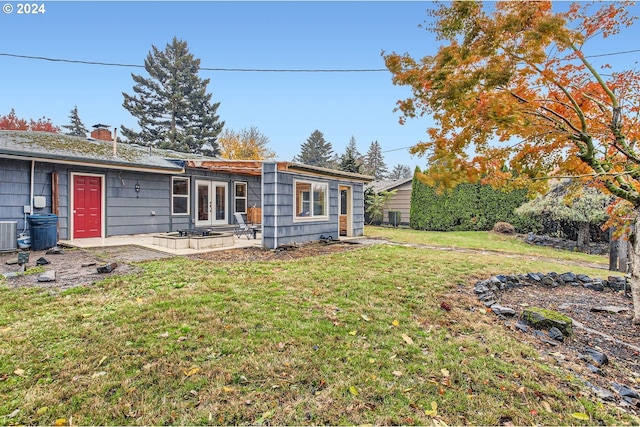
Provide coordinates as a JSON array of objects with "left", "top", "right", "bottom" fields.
[
  {"left": 234, "top": 182, "right": 247, "bottom": 213},
  {"left": 172, "top": 177, "right": 190, "bottom": 215},
  {"left": 295, "top": 180, "right": 328, "bottom": 220},
  {"left": 340, "top": 188, "right": 348, "bottom": 215}
]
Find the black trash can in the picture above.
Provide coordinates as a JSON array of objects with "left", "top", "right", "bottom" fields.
[
  {"left": 27, "top": 214, "right": 58, "bottom": 251},
  {"left": 388, "top": 211, "right": 401, "bottom": 227}
]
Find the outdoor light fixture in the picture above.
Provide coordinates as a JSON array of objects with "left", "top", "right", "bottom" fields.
[{"left": 135, "top": 182, "right": 141, "bottom": 198}]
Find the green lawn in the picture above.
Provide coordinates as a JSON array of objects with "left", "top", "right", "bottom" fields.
[
  {"left": 365, "top": 226, "right": 608, "bottom": 266},
  {"left": 0, "top": 229, "right": 634, "bottom": 426}
]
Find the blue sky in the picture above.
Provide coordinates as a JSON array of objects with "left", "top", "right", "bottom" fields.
[{"left": 1, "top": 1, "right": 639, "bottom": 172}]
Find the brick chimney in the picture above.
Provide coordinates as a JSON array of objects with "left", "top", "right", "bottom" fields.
[{"left": 90, "top": 123, "right": 112, "bottom": 141}]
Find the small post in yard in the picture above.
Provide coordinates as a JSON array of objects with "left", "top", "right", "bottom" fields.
[{"left": 17, "top": 251, "right": 29, "bottom": 273}]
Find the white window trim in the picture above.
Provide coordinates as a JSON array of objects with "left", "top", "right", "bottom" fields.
[
  {"left": 293, "top": 179, "right": 329, "bottom": 222},
  {"left": 234, "top": 181, "right": 248, "bottom": 214},
  {"left": 171, "top": 176, "right": 190, "bottom": 216}
]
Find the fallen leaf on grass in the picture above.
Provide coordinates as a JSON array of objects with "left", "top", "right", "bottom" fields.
[
  {"left": 37, "top": 407, "right": 48, "bottom": 415},
  {"left": 392, "top": 319, "right": 400, "bottom": 327},
  {"left": 96, "top": 356, "right": 107, "bottom": 367},
  {"left": 348, "top": 330, "right": 357, "bottom": 336},
  {"left": 13, "top": 368, "right": 25, "bottom": 377},
  {"left": 349, "top": 386, "right": 359, "bottom": 396},
  {"left": 571, "top": 412, "right": 590, "bottom": 421},
  {"left": 222, "top": 386, "right": 234, "bottom": 393},
  {"left": 183, "top": 366, "right": 200, "bottom": 377},
  {"left": 424, "top": 401, "right": 438, "bottom": 417},
  {"left": 361, "top": 314, "right": 370, "bottom": 322},
  {"left": 441, "top": 368, "right": 449, "bottom": 378},
  {"left": 158, "top": 332, "right": 169, "bottom": 338},
  {"left": 440, "top": 301, "right": 452, "bottom": 311},
  {"left": 255, "top": 409, "right": 274, "bottom": 425},
  {"left": 401, "top": 334, "right": 414, "bottom": 345},
  {"left": 542, "top": 401, "right": 552, "bottom": 413},
  {"left": 91, "top": 371, "right": 107, "bottom": 378},
  {"left": 53, "top": 418, "right": 68, "bottom": 426},
  {"left": 6, "top": 409, "right": 20, "bottom": 418},
  {"left": 392, "top": 371, "right": 403, "bottom": 377}
]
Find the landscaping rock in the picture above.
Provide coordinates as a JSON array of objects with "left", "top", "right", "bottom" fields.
[
  {"left": 548, "top": 327, "right": 565, "bottom": 341},
  {"left": 590, "top": 305, "right": 629, "bottom": 314},
  {"left": 515, "top": 321, "right": 529, "bottom": 333},
  {"left": 490, "top": 304, "right": 517, "bottom": 317},
  {"left": 585, "top": 382, "right": 616, "bottom": 401},
  {"left": 97, "top": 262, "right": 118, "bottom": 274},
  {"left": 521, "top": 307, "right": 573, "bottom": 336},
  {"left": 612, "top": 382, "right": 640, "bottom": 399},
  {"left": 35, "top": 257, "right": 49, "bottom": 266},
  {"left": 37, "top": 270, "right": 56, "bottom": 282},
  {"left": 5, "top": 257, "right": 18, "bottom": 265},
  {"left": 46, "top": 246, "right": 64, "bottom": 255},
  {"left": 584, "top": 347, "right": 609, "bottom": 367}
]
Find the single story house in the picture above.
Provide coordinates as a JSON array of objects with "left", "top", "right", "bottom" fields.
[
  {"left": 0, "top": 129, "right": 372, "bottom": 250},
  {"left": 367, "top": 178, "right": 413, "bottom": 226}
]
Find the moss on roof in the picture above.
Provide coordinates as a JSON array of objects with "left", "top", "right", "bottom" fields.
[{"left": 0, "top": 130, "right": 188, "bottom": 171}]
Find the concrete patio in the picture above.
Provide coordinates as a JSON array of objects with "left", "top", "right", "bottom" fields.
[{"left": 58, "top": 231, "right": 262, "bottom": 256}]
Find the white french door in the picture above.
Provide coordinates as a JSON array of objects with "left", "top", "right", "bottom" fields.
[{"left": 196, "top": 180, "right": 228, "bottom": 227}]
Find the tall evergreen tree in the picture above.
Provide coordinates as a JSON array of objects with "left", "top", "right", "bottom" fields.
[
  {"left": 363, "top": 141, "right": 388, "bottom": 179},
  {"left": 339, "top": 136, "right": 363, "bottom": 174},
  {"left": 121, "top": 37, "right": 224, "bottom": 154},
  {"left": 62, "top": 106, "right": 88, "bottom": 137},
  {"left": 389, "top": 164, "right": 412, "bottom": 180},
  {"left": 293, "top": 130, "right": 335, "bottom": 168}
]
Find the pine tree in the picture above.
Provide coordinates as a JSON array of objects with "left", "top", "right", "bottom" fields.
[
  {"left": 293, "top": 130, "right": 335, "bottom": 168},
  {"left": 389, "top": 164, "right": 412, "bottom": 180},
  {"left": 121, "top": 37, "right": 224, "bottom": 154},
  {"left": 363, "top": 141, "right": 388, "bottom": 179},
  {"left": 62, "top": 106, "right": 88, "bottom": 137},
  {"left": 338, "top": 136, "right": 363, "bottom": 174}
]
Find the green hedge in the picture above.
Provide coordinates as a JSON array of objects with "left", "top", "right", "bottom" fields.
[{"left": 409, "top": 174, "right": 540, "bottom": 232}]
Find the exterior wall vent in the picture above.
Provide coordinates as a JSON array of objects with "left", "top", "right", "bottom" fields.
[{"left": 0, "top": 221, "right": 17, "bottom": 252}]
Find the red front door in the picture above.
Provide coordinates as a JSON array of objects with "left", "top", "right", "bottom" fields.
[{"left": 73, "top": 175, "right": 102, "bottom": 238}]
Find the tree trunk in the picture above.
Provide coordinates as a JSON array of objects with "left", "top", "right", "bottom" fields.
[
  {"left": 618, "top": 235, "right": 629, "bottom": 273},
  {"left": 609, "top": 227, "right": 620, "bottom": 271},
  {"left": 576, "top": 222, "right": 590, "bottom": 252},
  {"left": 629, "top": 212, "right": 640, "bottom": 325}
]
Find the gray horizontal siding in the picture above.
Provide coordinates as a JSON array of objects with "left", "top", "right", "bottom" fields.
[
  {"left": 0, "top": 159, "right": 31, "bottom": 233},
  {"left": 262, "top": 163, "right": 366, "bottom": 249}
]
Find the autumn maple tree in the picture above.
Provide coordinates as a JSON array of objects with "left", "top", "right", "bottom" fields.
[
  {"left": 0, "top": 109, "right": 60, "bottom": 133},
  {"left": 217, "top": 127, "right": 276, "bottom": 160},
  {"left": 384, "top": 1, "right": 640, "bottom": 323}
]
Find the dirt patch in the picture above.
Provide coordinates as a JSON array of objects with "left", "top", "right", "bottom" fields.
[
  {"left": 0, "top": 245, "right": 172, "bottom": 291},
  {"left": 188, "top": 240, "right": 368, "bottom": 262}
]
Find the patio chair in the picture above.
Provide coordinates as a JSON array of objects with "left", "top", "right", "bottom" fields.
[{"left": 234, "top": 213, "right": 256, "bottom": 240}]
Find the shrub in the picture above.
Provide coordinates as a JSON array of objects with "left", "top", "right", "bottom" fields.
[{"left": 493, "top": 222, "right": 515, "bottom": 234}]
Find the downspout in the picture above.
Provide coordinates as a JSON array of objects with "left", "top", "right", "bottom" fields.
[
  {"left": 30, "top": 160, "right": 35, "bottom": 214},
  {"left": 273, "top": 166, "right": 278, "bottom": 249}
]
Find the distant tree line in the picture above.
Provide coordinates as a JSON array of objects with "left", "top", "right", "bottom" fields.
[{"left": 292, "top": 129, "right": 412, "bottom": 180}]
